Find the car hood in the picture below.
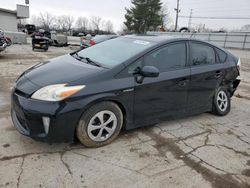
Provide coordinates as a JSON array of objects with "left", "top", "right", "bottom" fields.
[{"left": 16, "top": 54, "right": 102, "bottom": 95}]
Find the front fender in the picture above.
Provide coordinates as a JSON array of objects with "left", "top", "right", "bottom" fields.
[{"left": 74, "top": 91, "right": 134, "bottom": 130}]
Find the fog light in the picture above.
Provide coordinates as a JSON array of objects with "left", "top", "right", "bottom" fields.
[{"left": 42, "top": 117, "right": 50, "bottom": 134}]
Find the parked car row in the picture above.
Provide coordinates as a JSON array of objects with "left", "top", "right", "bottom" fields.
[{"left": 31, "top": 30, "right": 69, "bottom": 51}]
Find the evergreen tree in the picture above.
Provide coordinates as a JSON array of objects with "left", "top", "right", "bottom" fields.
[{"left": 124, "top": 0, "right": 163, "bottom": 33}]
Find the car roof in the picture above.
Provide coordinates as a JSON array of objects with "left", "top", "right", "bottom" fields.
[
  {"left": 122, "top": 34, "right": 228, "bottom": 52},
  {"left": 123, "top": 34, "right": 217, "bottom": 46},
  {"left": 123, "top": 35, "right": 176, "bottom": 43}
]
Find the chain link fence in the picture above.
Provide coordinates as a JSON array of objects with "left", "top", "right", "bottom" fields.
[{"left": 148, "top": 32, "right": 250, "bottom": 50}]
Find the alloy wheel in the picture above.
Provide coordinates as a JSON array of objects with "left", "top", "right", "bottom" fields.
[
  {"left": 87, "top": 110, "right": 117, "bottom": 142},
  {"left": 217, "top": 91, "right": 228, "bottom": 112}
]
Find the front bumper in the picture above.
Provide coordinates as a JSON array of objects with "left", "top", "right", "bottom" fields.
[{"left": 11, "top": 89, "right": 83, "bottom": 143}]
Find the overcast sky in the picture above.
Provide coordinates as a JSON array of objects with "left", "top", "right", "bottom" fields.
[{"left": 1, "top": 0, "right": 250, "bottom": 31}]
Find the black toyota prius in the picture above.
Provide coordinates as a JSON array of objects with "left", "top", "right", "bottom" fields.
[{"left": 11, "top": 35, "right": 241, "bottom": 147}]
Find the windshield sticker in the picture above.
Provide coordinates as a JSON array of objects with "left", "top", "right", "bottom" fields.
[{"left": 133, "top": 40, "right": 150, "bottom": 45}]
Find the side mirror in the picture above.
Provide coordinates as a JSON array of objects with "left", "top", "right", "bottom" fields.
[{"left": 140, "top": 66, "right": 159, "bottom": 78}]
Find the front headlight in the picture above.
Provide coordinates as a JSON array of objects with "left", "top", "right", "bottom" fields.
[{"left": 31, "top": 84, "right": 85, "bottom": 101}]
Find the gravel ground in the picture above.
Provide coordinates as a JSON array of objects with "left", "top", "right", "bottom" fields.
[{"left": 0, "top": 45, "right": 250, "bottom": 188}]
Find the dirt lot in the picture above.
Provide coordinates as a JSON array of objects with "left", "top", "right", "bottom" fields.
[{"left": 0, "top": 45, "right": 250, "bottom": 188}]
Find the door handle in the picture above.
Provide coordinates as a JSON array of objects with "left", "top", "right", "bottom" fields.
[
  {"left": 177, "top": 78, "right": 189, "bottom": 87},
  {"left": 215, "top": 71, "right": 222, "bottom": 78}
]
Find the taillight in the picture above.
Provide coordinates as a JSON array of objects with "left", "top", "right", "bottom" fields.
[
  {"left": 89, "top": 40, "right": 96, "bottom": 46},
  {"left": 237, "top": 58, "right": 241, "bottom": 72}
]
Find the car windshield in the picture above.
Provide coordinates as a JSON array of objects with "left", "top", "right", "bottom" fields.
[{"left": 77, "top": 37, "right": 155, "bottom": 68}]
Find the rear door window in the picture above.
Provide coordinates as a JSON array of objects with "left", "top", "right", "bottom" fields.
[{"left": 190, "top": 42, "right": 216, "bottom": 66}]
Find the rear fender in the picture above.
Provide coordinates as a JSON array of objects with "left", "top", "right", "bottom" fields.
[{"left": 229, "top": 79, "right": 241, "bottom": 97}]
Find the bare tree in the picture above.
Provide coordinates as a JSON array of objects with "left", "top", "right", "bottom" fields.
[
  {"left": 91, "top": 16, "right": 102, "bottom": 32},
  {"left": 160, "top": 3, "right": 170, "bottom": 30},
  {"left": 56, "top": 15, "right": 74, "bottom": 31},
  {"left": 195, "top": 23, "right": 206, "bottom": 32},
  {"left": 104, "top": 20, "right": 114, "bottom": 33},
  {"left": 241, "top": 24, "right": 250, "bottom": 31},
  {"left": 30, "top": 15, "right": 40, "bottom": 26},
  {"left": 56, "top": 16, "right": 67, "bottom": 31},
  {"left": 76, "top": 17, "right": 89, "bottom": 31},
  {"left": 120, "top": 23, "right": 129, "bottom": 33},
  {"left": 38, "top": 12, "right": 54, "bottom": 30},
  {"left": 64, "top": 15, "right": 74, "bottom": 31}
]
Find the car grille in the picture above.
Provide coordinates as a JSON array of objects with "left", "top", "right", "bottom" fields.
[
  {"left": 16, "top": 112, "right": 29, "bottom": 131},
  {"left": 11, "top": 109, "right": 30, "bottom": 135},
  {"left": 12, "top": 91, "right": 30, "bottom": 132}
]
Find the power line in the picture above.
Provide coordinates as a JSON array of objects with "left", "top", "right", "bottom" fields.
[
  {"left": 179, "top": 16, "right": 250, "bottom": 20},
  {"left": 193, "top": 8, "right": 250, "bottom": 12},
  {"left": 180, "top": 0, "right": 247, "bottom": 6},
  {"left": 193, "top": 10, "right": 250, "bottom": 14}
]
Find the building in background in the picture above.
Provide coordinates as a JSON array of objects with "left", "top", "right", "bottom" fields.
[
  {"left": 0, "top": 5, "right": 29, "bottom": 32},
  {"left": 0, "top": 8, "right": 18, "bottom": 31}
]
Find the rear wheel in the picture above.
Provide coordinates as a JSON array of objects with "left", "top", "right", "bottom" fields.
[
  {"left": 212, "top": 88, "right": 231, "bottom": 116},
  {"left": 76, "top": 102, "right": 123, "bottom": 147}
]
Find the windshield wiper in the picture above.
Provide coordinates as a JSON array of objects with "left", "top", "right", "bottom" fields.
[
  {"left": 85, "top": 57, "right": 102, "bottom": 67},
  {"left": 73, "top": 52, "right": 104, "bottom": 68},
  {"left": 73, "top": 52, "right": 85, "bottom": 61}
]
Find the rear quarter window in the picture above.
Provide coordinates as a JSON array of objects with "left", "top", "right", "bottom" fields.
[
  {"left": 215, "top": 48, "right": 227, "bottom": 63},
  {"left": 190, "top": 42, "right": 216, "bottom": 66}
]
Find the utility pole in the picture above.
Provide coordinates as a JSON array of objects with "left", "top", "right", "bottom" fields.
[
  {"left": 188, "top": 9, "right": 193, "bottom": 31},
  {"left": 174, "top": 0, "right": 181, "bottom": 31}
]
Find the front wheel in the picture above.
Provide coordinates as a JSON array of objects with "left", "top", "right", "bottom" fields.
[
  {"left": 212, "top": 88, "right": 231, "bottom": 116},
  {"left": 76, "top": 102, "right": 123, "bottom": 147}
]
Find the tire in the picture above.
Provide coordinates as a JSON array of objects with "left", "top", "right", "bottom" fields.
[
  {"left": 76, "top": 102, "right": 123, "bottom": 147},
  {"left": 212, "top": 87, "right": 231, "bottom": 116}
]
